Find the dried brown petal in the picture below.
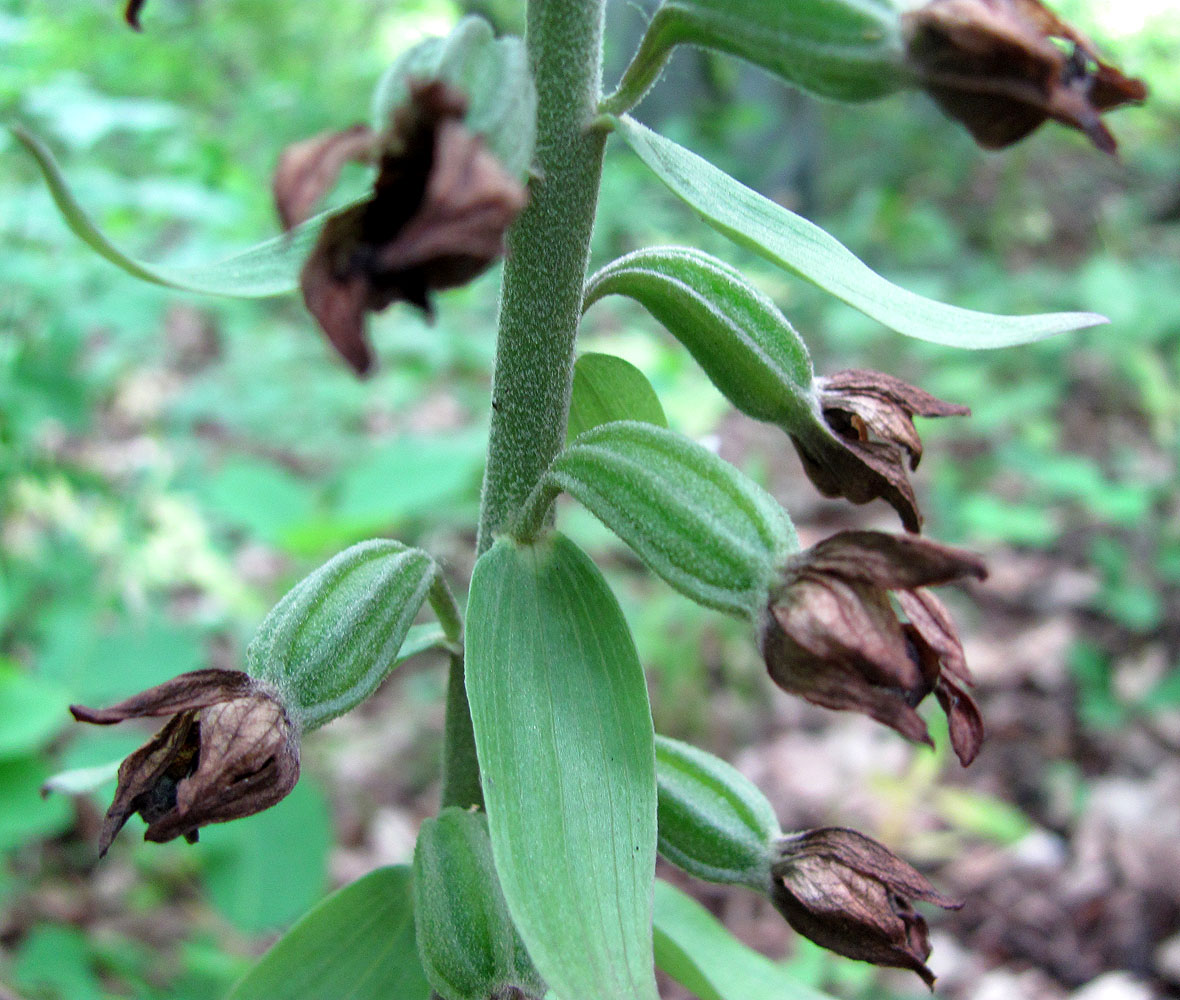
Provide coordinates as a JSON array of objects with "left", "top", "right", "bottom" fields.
[
  {"left": 124, "top": 0, "right": 145, "bottom": 30},
  {"left": 771, "top": 828, "right": 959, "bottom": 987},
  {"left": 904, "top": 0, "right": 1146, "bottom": 153},
  {"left": 791, "top": 370, "right": 968, "bottom": 532},
  {"left": 298, "top": 80, "right": 527, "bottom": 375},
  {"left": 70, "top": 670, "right": 299, "bottom": 855},
  {"left": 273, "top": 124, "right": 376, "bottom": 231},
  {"left": 762, "top": 531, "right": 986, "bottom": 758}
]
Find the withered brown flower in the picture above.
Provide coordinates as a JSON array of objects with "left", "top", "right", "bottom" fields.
[
  {"left": 297, "top": 80, "right": 528, "bottom": 375},
  {"left": 70, "top": 669, "right": 299, "bottom": 855},
  {"left": 789, "top": 369, "right": 969, "bottom": 532},
  {"left": 759, "top": 530, "right": 987, "bottom": 765},
  {"left": 770, "top": 827, "right": 960, "bottom": 987},
  {"left": 903, "top": 0, "right": 1147, "bottom": 153}
]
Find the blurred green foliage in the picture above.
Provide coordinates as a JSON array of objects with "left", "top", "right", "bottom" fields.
[{"left": 2, "top": 0, "right": 1178, "bottom": 997}]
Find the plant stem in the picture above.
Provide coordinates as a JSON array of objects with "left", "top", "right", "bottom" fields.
[{"left": 440, "top": 0, "right": 609, "bottom": 811}]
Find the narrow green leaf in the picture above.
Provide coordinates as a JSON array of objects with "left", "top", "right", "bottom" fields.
[
  {"left": 567, "top": 352, "right": 668, "bottom": 441},
  {"left": 40, "top": 759, "right": 120, "bottom": 799},
  {"left": 654, "top": 879, "right": 830, "bottom": 1000},
  {"left": 371, "top": 17, "right": 537, "bottom": 180},
  {"left": 615, "top": 117, "right": 1107, "bottom": 349},
  {"left": 466, "top": 534, "right": 659, "bottom": 1000},
  {"left": 225, "top": 865, "right": 430, "bottom": 1000},
  {"left": 10, "top": 124, "right": 327, "bottom": 297}
]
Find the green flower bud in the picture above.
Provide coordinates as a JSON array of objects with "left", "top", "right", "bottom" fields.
[
  {"left": 247, "top": 539, "right": 451, "bottom": 730},
  {"left": 413, "top": 808, "right": 545, "bottom": 1000},
  {"left": 655, "top": 735, "right": 782, "bottom": 890},
  {"left": 604, "top": 0, "right": 907, "bottom": 115}
]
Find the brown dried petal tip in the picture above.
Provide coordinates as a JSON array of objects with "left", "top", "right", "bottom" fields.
[
  {"left": 70, "top": 669, "right": 299, "bottom": 855},
  {"left": 771, "top": 827, "right": 960, "bottom": 988},
  {"left": 790, "top": 369, "right": 969, "bottom": 532},
  {"left": 273, "top": 124, "right": 377, "bottom": 232},
  {"left": 124, "top": 0, "right": 145, "bottom": 30},
  {"left": 298, "top": 80, "right": 528, "bottom": 375},
  {"left": 904, "top": 0, "right": 1147, "bottom": 153},
  {"left": 760, "top": 531, "right": 986, "bottom": 764}
]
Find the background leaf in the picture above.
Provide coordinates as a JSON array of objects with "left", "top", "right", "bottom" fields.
[
  {"left": 226, "top": 865, "right": 429, "bottom": 1000},
  {"left": 654, "top": 879, "right": 830, "bottom": 1000},
  {"left": 10, "top": 124, "right": 325, "bottom": 297},
  {"left": 465, "top": 533, "right": 660, "bottom": 1000},
  {"left": 615, "top": 116, "right": 1107, "bottom": 349},
  {"left": 567, "top": 351, "right": 668, "bottom": 441},
  {"left": 199, "top": 778, "right": 332, "bottom": 933}
]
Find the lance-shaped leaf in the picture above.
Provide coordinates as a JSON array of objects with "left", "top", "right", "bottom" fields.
[
  {"left": 604, "top": 0, "right": 906, "bottom": 114},
  {"left": 9, "top": 125, "right": 327, "bottom": 298},
  {"left": 656, "top": 735, "right": 781, "bottom": 889},
  {"left": 585, "top": 246, "right": 816, "bottom": 428},
  {"left": 614, "top": 115, "right": 1107, "bottom": 349},
  {"left": 567, "top": 351, "right": 668, "bottom": 441},
  {"left": 654, "top": 879, "right": 831, "bottom": 1000},
  {"left": 465, "top": 533, "right": 660, "bottom": 1000},
  {"left": 247, "top": 539, "right": 458, "bottom": 730},
  {"left": 226, "top": 865, "right": 430, "bottom": 1000},
  {"left": 371, "top": 16, "right": 537, "bottom": 181},
  {"left": 516, "top": 421, "right": 797, "bottom": 618}
]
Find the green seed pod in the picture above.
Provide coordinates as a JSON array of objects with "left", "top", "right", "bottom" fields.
[
  {"left": 247, "top": 539, "right": 445, "bottom": 730},
  {"left": 604, "top": 0, "right": 906, "bottom": 114},
  {"left": 517, "top": 421, "right": 798, "bottom": 619},
  {"left": 584, "top": 246, "right": 817, "bottom": 430},
  {"left": 413, "top": 808, "right": 545, "bottom": 1000},
  {"left": 656, "top": 735, "right": 782, "bottom": 890}
]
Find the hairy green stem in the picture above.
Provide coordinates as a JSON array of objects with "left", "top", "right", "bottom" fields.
[{"left": 440, "top": 0, "right": 609, "bottom": 810}]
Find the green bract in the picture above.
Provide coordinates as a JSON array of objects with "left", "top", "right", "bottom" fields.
[
  {"left": 516, "top": 421, "right": 797, "bottom": 618},
  {"left": 465, "top": 533, "right": 660, "bottom": 1000},
  {"left": 605, "top": 0, "right": 907, "bottom": 114},
  {"left": 413, "top": 808, "right": 545, "bottom": 1000},
  {"left": 246, "top": 540, "right": 456, "bottom": 730},
  {"left": 567, "top": 352, "right": 669, "bottom": 441},
  {"left": 585, "top": 246, "right": 816, "bottom": 428},
  {"left": 656, "top": 735, "right": 781, "bottom": 889},
  {"left": 372, "top": 16, "right": 538, "bottom": 181}
]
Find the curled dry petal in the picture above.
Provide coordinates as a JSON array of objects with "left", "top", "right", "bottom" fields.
[
  {"left": 903, "top": 0, "right": 1146, "bottom": 153},
  {"left": 790, "top": 369, "right": 968, "bottom": 532},
  {"left": 70, "top": 669, "right": 299, "bottom": 855},
  {"left": 298, "top": 80, "right": 528, "bottom": 375},
  {"left": 124, "top": 0, "right": 145, "bottom": 30},
  {"left": 761, "top": 531, "right": 986, "bottom": 761},
  {"left": 770, "top": 827, "right": 960, "bottom": 987},
  {"left": 273, "top": 124, "right": 376, "bottom": 231}
]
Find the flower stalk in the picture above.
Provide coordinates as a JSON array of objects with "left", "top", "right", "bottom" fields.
[{"left": 441, "top": 0, "right": 611, "bottom": 810}]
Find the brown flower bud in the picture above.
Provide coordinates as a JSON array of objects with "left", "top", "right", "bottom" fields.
[
  {"left": 903, "top": 0, "right": 1147, "bottom": 153},
  {"left": 69, "top": 669, "right": 300, "bottom": 855},
  {"left": 770, "top": 827, "right": 960, "bottom": 988},
  {"left": 789, "top": 369, "right": 969, "bottom": 532},
  {"left": 299, "top": 80, "right": 528, "bottom": 375},
  {"left": 759, "top": 530, "right": 987, "bottom": 764}
]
